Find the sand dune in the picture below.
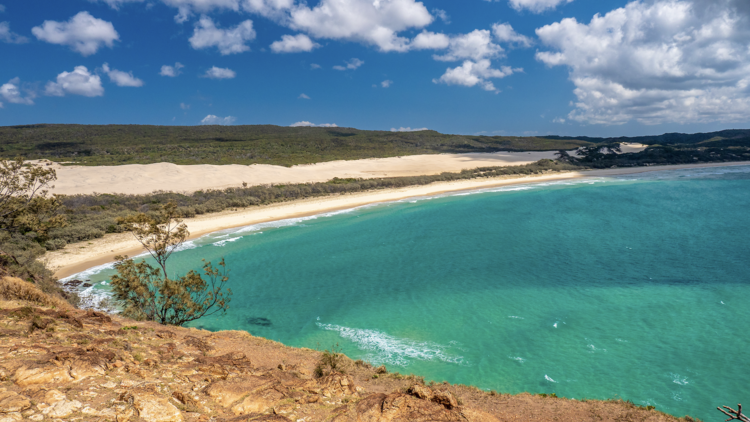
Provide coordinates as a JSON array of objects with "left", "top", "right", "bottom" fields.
[{"left": 46, "top": 151, "right": 568, "bottom": 196}]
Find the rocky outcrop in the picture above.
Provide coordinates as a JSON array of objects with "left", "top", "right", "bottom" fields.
[{"left": 0, "top": 304, "right": 699, "bottom": 422}]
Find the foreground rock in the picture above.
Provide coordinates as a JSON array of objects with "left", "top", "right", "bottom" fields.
[{"left": 0, "top": 303, "right": 700, "bottom": 422}]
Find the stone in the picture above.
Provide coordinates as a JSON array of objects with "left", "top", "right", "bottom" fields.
[
  {"left": 123, "top": 387, "right": 183, "bottom": 422},
  {"left": 0, "top": 413, "right": 22, "bottom": 422},
  {"left": 231, "top": 395, "right": 274, "bottom": 415},
  {"left": 408, "top": 384, "right": 433, "bottom": 401},
  {"left": 432, "top": 391, "right": 458, "bottom": 409},
  {"left": 204, "top": 376, "right": 272, "bottom": 408},
  {"left": 42, "top": 399, "right": 82, "bottom": 418},
  {"left": 0, "top": 391, "right": 31, "bottom": 413},
  {"left": 13, "top": 366, "right": 72, "bottom": 387}
]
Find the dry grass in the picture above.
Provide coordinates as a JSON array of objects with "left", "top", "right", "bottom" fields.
[{"left": 0, "top": 276, "right": 72, "bottom": 309}]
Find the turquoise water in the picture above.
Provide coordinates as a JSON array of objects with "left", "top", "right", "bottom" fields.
[{"left": 70, "top": 166, "right": 750, "bottom": 421}]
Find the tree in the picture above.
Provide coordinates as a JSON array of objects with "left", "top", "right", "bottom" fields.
[
  {"left": 111, "top": 202, "right": 232, "bottom": 326},
  {"left": 718, "top": 404, "right": 748, "bottom": 422},
  {"left": 0, "top": 157, "right": 66, "bottom": 240}
]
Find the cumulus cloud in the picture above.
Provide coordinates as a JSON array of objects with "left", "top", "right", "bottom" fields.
[
  {"left": 160, "top": 62, "right": 184, "bottom": 77},
  {"left": 162, "top": 0, "right": 242, "bottom": 23},
  {"left": 536, "top": 0, "right": 750, "bottom": 125},
  {"left": 270, "top": 34, "right": 319, "bottom": 53},
  {"left": 298, "top": 93, "right": 311, "bottom": 99},
  {"left": 91, "top": 0, "right": 145, "bottom": 10},
  {"left": 506, "top": 0, "right": 574, "bottom": 13},
  {"left": 201, "top": 114, "right": 236, "bottom": 125},
  {"left": 310, "top": 63, "right": 321, "bottom": 69},
  {"left": 433, "top": 30, "right": 503, "bottom": 62},
  {"left": 381, "top": 80, "right": 393, "bottom": 88},
  {"left": 101, "top": 63, "right": 144, "bottom": 87},
  {"left": 492, "top": 23, "right": 532, "bottom": 47},
  {"left": 32, "top": 12, "right": 118, "bottom": 56},
  {"left": 333, "top": 58, "right": 364, "bottom": 71},
  {"left": 189, "top": 15, "right": 255, "bottom": 55},
  {"left": 0, "top": 22, "right": 29, "bottom": 44},
  {"left": 433, "top": 60, "right": 518, "bottom": 92},
  {"left": 288, "top": 0, "right": 433, "bottom": 52},
  {"left": 290, "top": 121, "right": 338, "bottom": 127},
  {"left": 45, "top": 66, "right": 104, "bottom": 97},
  {"left": 410, "top": 31, "right": 450, "bottom": 50},
  {"left": 0, "top": 78, "right": 35, "bottom": 105},
  {"left": 391, "top": 127, "right": 427, "bottom": 132},
  {"left": 203, "top": 66, "right": 236, "bottom": 79}
]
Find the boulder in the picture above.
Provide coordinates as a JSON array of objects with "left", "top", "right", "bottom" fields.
[
  {"left": 0, "top": 391, "right": 30, "bottom": 413},
  {"left": 13, "top": 366, "right": 72, "bottom": 387},
  {"left": 122, "top": 387, "right": 183, "bottom": 422},
  {"left": 42, "top": 399, "right": 82, "bottom": 418}
]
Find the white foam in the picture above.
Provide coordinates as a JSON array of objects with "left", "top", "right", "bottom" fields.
[
  {"left": 509, "top": 356, "right": 525, "bottom": 363},
  {"left": 317, "top": 323, "right": 464, "bottom": 367},
  {"left": 671, "top": 373, "right": 689, "bottom": 386},
  {"left": 212, "top": 237, "right": 242, "bottom": 247},
  {"left": 508, "top": 316, "right": 524, "bottom": 320},
  {"left": 545, "top": 375, "right": 557, "bottom": 383},
  {"left": 59, "top": 262, "right": 116, "bottom": 282}
]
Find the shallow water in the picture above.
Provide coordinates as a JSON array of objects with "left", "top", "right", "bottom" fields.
[{"left": 68, "top": 165, "right": 750, "bottom": 421}]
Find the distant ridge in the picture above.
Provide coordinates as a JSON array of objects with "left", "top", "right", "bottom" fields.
[{"left": 542, "top": 128, "right": 750, "bottom": 145}]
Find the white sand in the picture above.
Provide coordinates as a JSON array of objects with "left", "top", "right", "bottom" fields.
[
  {"left": 45, "top": 151, "right": 569, "bottom": 195},
  {"left": 45, "top": 159, "right": 745, "bottom": 279}
]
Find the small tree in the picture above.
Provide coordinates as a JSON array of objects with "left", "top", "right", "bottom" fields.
[
  {"left": 111, "top": 202, "right": 232, "bottom": 325},
  {"left": 0, "top": 157, "right": 66, "bottom": 240}
]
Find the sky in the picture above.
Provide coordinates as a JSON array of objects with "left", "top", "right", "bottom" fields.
[{"left": 1, "top": 0, "right": 750, "bottom": 137}]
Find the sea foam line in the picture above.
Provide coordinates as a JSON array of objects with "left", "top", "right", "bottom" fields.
[{"left": 316, "top": 323, "right": 465, "bottom": 367}]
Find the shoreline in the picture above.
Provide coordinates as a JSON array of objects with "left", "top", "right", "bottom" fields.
[{"left": 47, "top": 161, "right": 750, "bottom": 279}]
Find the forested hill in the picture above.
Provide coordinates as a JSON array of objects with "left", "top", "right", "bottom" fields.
[
  {"left": 0, "top": 124, "right": 590, "bottom": 166},
  {"left": 543, "top": 129, "right": 750, "bottom": 146},
  {"left": 1, "top": 124, "right": 748, "bottom": 166}
]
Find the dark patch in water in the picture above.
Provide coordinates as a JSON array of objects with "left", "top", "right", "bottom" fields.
[{"left": 248, "top": 317, "right": 272, "bottom": 327}]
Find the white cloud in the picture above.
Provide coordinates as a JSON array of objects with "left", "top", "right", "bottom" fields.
[
  {"left": 290, "top": 121, "right": 338, "bottom": 127},
  {"left": 203, "top": 66, "right": 236, "bottom": 79},
  {"left": 410, "top": 31, "right": 450, "bottom": 50},
  {"left": 432, "top": 9, "right": 450, "bottom": 24},
  {"left": 45, "top": 66, "right": 104, "bottom": 97},
  {"left": 201, "top": 114, "right": 236, "bottom": 125},
  {"left": 180, "top": 102, "right": 190, "bottom": 109},
  {"left": 0, "top": 22, "right": 28, "bottom": 44},
  {"left": 381, "top": 80, "right": 392, "bottom": 88},
  {"left": 310, "top": 63, "right": 321, "bottom": 69},
  {"left": 161, "top": 0, "right": 242, "bottom": 23},
  {"left": 32, "top": 12, "right": 118, "bottom": 56},
  {"left": 102, "top": 63, "right": 144, "bottom": 87},
  {"left": 433, "top": 30, "right": 503, "bottom": 62},
  {"left": 160, "top": 62, "right": 184, "bottom": 77},
  {"left": 492, "top": 23, "right": 532, "bottom": 47},
  {"left": 92, "top": 0, "right": 145, "bottom": 10},
  {"left": 536, "top": 0, "right": 750, "bottom": 125},
  {"left": 0, "top": 5, "right": 5, "bottom": 13},
  {"left": 0, "top": 78, "right": 35, "bottom": 105},
  {"left": 270, "top": 34, "right": 319, "bottom": 53},
  {"left": 391, "top": 127, "right": 427, "bottom": 132},
  {"left": 242, "top": 0, "right": 296, "bottom": 18},
  {"left": 298, "top": 93, "right": 311, "bottom": 99},
  {"left": 333, "top": 58, "right": 364, "bottom": 71},
  {"left": 189, "top": 15, "right": 255, "bottom": 55},
  {"left": 433, "top": 59, "right": 518, "bottom": 92},
  {"left": 288, "top": 0, "right": 433, "bottom": 52},
  {"left": 507, "top": 0, "right": 574, "bottom": 13}
]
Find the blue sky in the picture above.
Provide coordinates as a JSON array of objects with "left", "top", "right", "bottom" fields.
[{"left": 1, "top": 0, "right": 749, "bottom": 136}]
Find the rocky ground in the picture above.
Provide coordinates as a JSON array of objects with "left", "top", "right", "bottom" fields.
[{"left": 0, "top": 297, "right": 702, "bottom": 422}]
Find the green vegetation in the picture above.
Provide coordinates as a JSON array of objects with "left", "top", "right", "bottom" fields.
[
  {"left": 0, "top": 157, "right": 74, "bottom": 305},
  {"left": 0, "top": 124, "right": 593, "bottom": 166},
  {"left": 315, "top": 343, "right": 346, "bottom": 377},
  {"left": 110, "top": 203, "right": 232, "bottom": 326}
]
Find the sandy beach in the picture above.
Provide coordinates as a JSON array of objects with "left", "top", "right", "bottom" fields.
[{"left": 45, "top": 160, "right": 749, "bottom": 279}]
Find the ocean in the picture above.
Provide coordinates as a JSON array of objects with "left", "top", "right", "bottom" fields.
[{"left": 67, "top": 165, "right": 750, "bottom": 421}]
